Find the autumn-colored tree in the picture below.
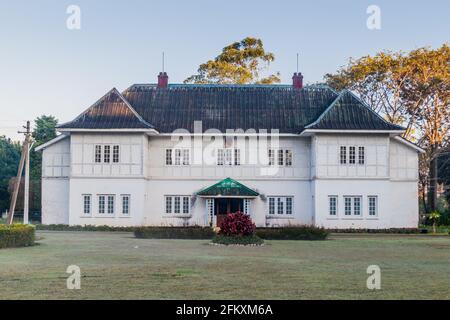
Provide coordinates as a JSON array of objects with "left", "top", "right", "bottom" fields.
[
  {"left": 184, "top": 37, "right": 280, "bottom": 84},
  {"left": 325, "top": 44, "right": 450, "bottom": 212}
]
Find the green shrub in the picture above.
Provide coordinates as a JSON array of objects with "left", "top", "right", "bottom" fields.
[
  {"left": 327, "top": 228, "right": 420, "bottom": 234},
  {"left": 134, "top": 226, "right": 215, "bottom": 239},
  {"left": 256, "top": 225, "right": 328, "bottom": 240},
  {"left": 35, "top": 224, "right": 137, "bottom": 232},
  {"left": 0, "top": 224, "right": 35, "bottom": 249},
  {"left": 212, "top": 234, "right": 264, "bottom": 245}
]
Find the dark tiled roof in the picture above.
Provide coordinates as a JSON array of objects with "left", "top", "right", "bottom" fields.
[
  {"left": 58, "top": 88, "right": 154, "bottom": 130},
  {"left": 58, "top": 84, "right": 404, "bottom": 133},
  {"left": 305, "top": 90, "right": 404, "bottom": 131},
  {"left": 122, "top": 84, "right": 337, "bottom": 133},
  {"left": 197, "top": 178, "right": 259, "bottom": 197}
]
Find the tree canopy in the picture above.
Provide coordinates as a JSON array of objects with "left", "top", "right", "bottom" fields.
[
  {"left": 184, "top": 37, "right": 280, "bottom": 84},
  {"left": 325, "top": 44, "right": 450, "bottom": 211}
]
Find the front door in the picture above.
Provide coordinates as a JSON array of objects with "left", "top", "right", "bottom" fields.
[{"left": 215, "top": 198, "right": 243, "bottom": 227}]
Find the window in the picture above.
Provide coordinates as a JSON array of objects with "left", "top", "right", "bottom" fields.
[
  {"left": 217, "top": 148, "right": 238, "bottom": 166},
  {"left": 340, "top": 146, "right": 347, "bottom": 164},
  {"left": 166, "top": 148, "right": 190, "bottom": 166},
  {"left": 174, "top": 149, "right": 182, "bottom": 165},
  {"left": 165, "top": 149, "right": 173, "bottom": 165},
  {"left": 183, "top": 197, "right": 190, "bottom": 214},
  {"left": 165, "top": 196, "right": 172, "bottom": 214},
  {"left": 217, "top": 149, "right": 224, "bottom": 166},
  {"left": 243, "top": 199, "right": 250, "bottom": 215},
  {"left": 349, "top": 146, "right": 356, "bottom": 164},
  {"left": 328, "top": 196, "right": 337, "bottom": 216},
  {"left": 182, "top": 149, "right": 190, "bottom": 165},
  {"left": 268, "top": 196, "right": 293, "bottom": 215},
  {"left": 368, "top": 196, "right": 378, "bottom": 216},
  {"left": 344, "top": 197, "right": 352, "bottom": 216},
  {"left": 234, "top": 149, "right": 241, "bottom": 166},
  {"left": 358, "top": 146, "right": 365, "bottom": 165},
  {"left": 165, "top": 196, "right": 191, "bottom": 215},
  {"left": 98, "top": 195, "right": 106, "bottom": 214},
  {"left": 286, "top": 197, "right": 293, "bottom": 215},
  {"left": 269, "top": 198, "right": 275, "bottom": 215},
  {"left": 113, "top": 145, "right": 120, "bottom": 163},
  {"left": 95, "top": 145, "right": 102, "bottom": 163},
  {"left": 268, "top": 149, "right": 275, "bottom": 166},
  {"left": 83, "top": 195, "right": 91, "bottom": 215},
  {"left": 268, "top": 149, "right": 292, "bottom": 166},
  {"left": 104, "top": 145, "right": 111, "bottom": 163},
  {"left": 174, "top": 196, "right": 181, "bottom": 214},
  {"left": 278, "top": 149, "right": 284, "bottom": 166},
  {"left": 107, "top": 195, "right": 115, "bottom": 214},
  {"left": 344, "top": 196, "right": 362, "bottom": 217},
  {"left": 285, "top": 150, "right": 293, "bottom": 166},
  {"left": 121, "top": 195, "right": 130, "bottom": 215}
]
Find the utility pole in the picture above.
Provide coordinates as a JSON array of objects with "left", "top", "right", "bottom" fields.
[{"left": 6, "top": 121, "right": 31, "bottom": 225}]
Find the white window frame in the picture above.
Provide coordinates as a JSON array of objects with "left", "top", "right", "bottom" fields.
[
  {"left": 112, "top": 145, "right": 120, "bottom": 163},
  {"left": 95, "top": 145, "right": 102, "bottom": 163},
  {"left": 358, "top": 146, "right": 365, "bottom": 165},
  {"left": 343, "top": 196, "right": 363, "bottom": 217},
  {"left": 83, "top": 194, "right": 92, "bottom": 216},
  {"left": 340, "top": 146, "right": 347, "bottom": 164},
  {"left": 267, "top": 196, "right": 294, "bottom": 216},
  {"left": 368, "top": 195, "right": 378, "bottom": 217},
  {"left": 98, "top": 195, "right": 106, "bottom": 214},
  {"left": 165, "top": 148, "right": 190, "bottom": 166},
  {"left": 106, "top": 195, "right": 115, "bottom": 215},
  {"left": 349, "top": 146, "right": 356, "bottom": 164},
  {"left": 285, "top": 150, "right": 293, "bottom": 166},
  {"left": 217, "top": 148, "right": 239, "bottom": 166},
  {"left": 121, "top": 194, "right": 130, "bottom": 216},
  {"left": 328, "top": 195, "right": 338, "bottom": 217},
  {"left": 165, "top": 195, "right": 191, "bottom": 216}
]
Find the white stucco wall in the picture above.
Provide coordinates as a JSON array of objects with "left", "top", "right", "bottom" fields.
[{"left": 40, "top": 132, "right": 420, "bottom": 229}]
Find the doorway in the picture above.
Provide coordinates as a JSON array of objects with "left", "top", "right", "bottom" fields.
[{"left": 215, "top": 198, "right": 243, "bottom": 226}]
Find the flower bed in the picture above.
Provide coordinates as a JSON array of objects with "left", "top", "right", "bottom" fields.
[{"left": 213, "top": 212, "right": 264, "bottom": 245}]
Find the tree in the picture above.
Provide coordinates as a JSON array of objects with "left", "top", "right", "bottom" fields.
[
  {"left": 184, "top": 37, "right": 280, "bottom": 84},
  {"left": 325, "top": 44, "right": 450, "bottom": 212},
  {"left": 0, "top": 137, "right": 21, "bottom": 212}
]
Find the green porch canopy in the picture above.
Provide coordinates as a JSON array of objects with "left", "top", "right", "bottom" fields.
[{"left": 196, "top": 178, "right": 259, "bottom": 197}]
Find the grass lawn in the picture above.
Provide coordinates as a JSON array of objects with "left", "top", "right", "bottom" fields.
[{"left": 0, "top": 231, "right": 449, "bottom": 300}]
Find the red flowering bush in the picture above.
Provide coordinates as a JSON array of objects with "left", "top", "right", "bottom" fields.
[{"left": 218, "top": 212, "right": 256, "bottom": 236}]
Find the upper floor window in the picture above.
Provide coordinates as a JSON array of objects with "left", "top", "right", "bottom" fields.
[
  {"left": 217, "top": 148, "right": 240, "bottom": 166},
  {"left": 95, "top": 145, "right": 119, "bottom": 164},
  {"left": 358, "top": 147, "right": 365, "bottom": 165},
  {"left": 165, "top": 148, "right": 190, "bottom": 166},
  {"left": 268, "top": 149, "right": 293, "bottom": 167},
  {"left": 340, "top": 145, "right": 365, "bottom": 165},
  {"left": 165, "top": 195, "right": 190, "bottom": 215},
  {"left": 268, "top": 196, "right": 293, "bottom": 215},
  {"left": 113, "top": 146, "right": 120, "bottom": 163},
  {"left": 340, "top": 146, "right": 347, "bottom": 164}
]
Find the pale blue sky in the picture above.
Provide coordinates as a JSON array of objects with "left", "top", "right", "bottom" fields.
[{"left": 0, "top": 0, "right": 448, "bottom": 140}]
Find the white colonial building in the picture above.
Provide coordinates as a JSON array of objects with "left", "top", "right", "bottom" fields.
[{"left": 36, "top": 72, "right": 423, "bottom": 229}]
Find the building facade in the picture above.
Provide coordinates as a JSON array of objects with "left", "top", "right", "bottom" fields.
[{"left": 37, "top": 73, "right": 423, "bottom": 229}]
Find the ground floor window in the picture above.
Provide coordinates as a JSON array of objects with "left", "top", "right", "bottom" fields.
[
  {"left": 121, "top": 195, "right": 130, "bottom": 215},
  {"left": 83, "top": 194, "right": 91, "bottom": 215},
  {"left": 344, "top": 196, "right": 362, "bottom": 216},
  {"left": 328, "top": 196, "right": 337, "bottom": 216},
  {"left": 165, "top": 195, "right": 190, "bottom": 215},
  {"left": 268, "top": 196, "right": 293, "bottom": 215},
  {"left": 368, "top": 196, "right": 378, "bottom": 216}
]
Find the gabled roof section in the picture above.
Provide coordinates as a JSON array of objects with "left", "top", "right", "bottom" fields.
[
  {"left": 305, "top": 90, "right": 405, "bottom": 131},
  {"left": 197, "top": 178, "right": 259, "bottom": 197},
  {"left": 121, "top": 84, "right": 337, "bottom": 133},
  {"left": 58, "top": 88, "right": 154, "bottom": 130},
  {"left": 35, "top": 134, "right": 69, "bottom": 152}
]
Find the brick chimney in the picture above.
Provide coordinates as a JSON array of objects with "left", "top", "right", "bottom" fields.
[
  {"left": 157, "top": 72, "right": 168, "bottom": 88},
  {"left": 292, "top": 72, "right": 303, "bottom": 89}
]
